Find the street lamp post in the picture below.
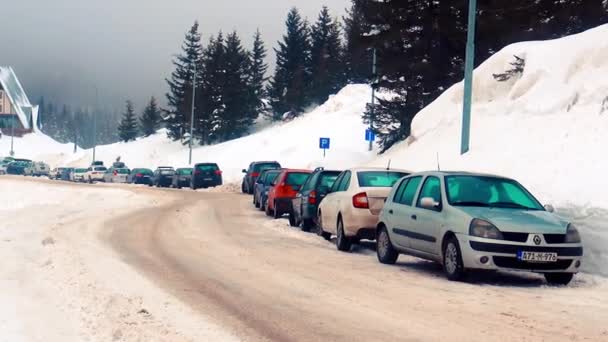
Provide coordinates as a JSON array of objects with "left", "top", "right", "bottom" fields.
[
  {"left": 188, "top": 62, "right": 196, "bottom": 165},
  {"left": 461, "top": 0, "right": 478, "bottom": 155},
  {"left": 9, "top": 115, "right": 14, "bottom": 156},
  {"left": 369, "top": 48, "right": 377, "bottom": 152},
  {"left": 92, "top": 86, "right": 98, "bottom": 162}
]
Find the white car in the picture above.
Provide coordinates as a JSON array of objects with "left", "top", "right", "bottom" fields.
[
  {"left": 103, "top": 168, "right": 130, "bottom": 183},
  {"left": 317, "top": 167, "right": 410, "bottom": 251},
  {"left": 71, "top": 168, "right": 89, "bottom": 182},
  {"left": 86, "top": 166, "right": 107, "bottom": 183}
]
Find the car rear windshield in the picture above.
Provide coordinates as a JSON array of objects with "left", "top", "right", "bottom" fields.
[
  {"left": 263, "top": 170, "right": 281, "bottom": 185},
  {"left": 253, "top": 162, "right": 280, "bottom": 173},
  {"left": 285, "top": 172, "right": 310, "bottom": 186},
  {"left": 177, "top": 168, "right": 193, "bottom": 175},
  {"left": 75, "top": 168, "right": 88, "bottom": 173},
  {"left": 94, "top": 167, "right": 107, "bottom": 171},
  {"left": 318, "top": 172, "right": 341, "bottom": 188},
  {"left": 115, "top": 168, "right": 129, "bottom": 174},
  {"left": 132, "top": 168, "right": 153, "bottom": 175},
  {"left": 357, "top": 171, "right": 408, "bottom": 187},
  {"left": 445, "top": 175, "right": 544, "bottom": 210},
  {"left": 196, "top": 164, "right": 218, "bottom": 171}
]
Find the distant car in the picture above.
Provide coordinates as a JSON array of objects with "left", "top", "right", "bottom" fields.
[
  {"left": 127, "top": 168, "right": 154, "bottom": 185},
  {"left": 242, "top": 161, "right": 281, "bottom": 194},
  {"left": 49, "top": 167, "right": 65, "bottom": 180},
  {"left": 253, "top": 169, "right": 282, "bottom": 210},
  {"left": 318, "top": 167, "right": 410, "bottom": 248},
  {"left": 172, "top": 168, "right": 193, "bottom": 189},
  {"left": 24, "top": 161, "right": 50, "bottom": 177},
  {"left": 6, "top": 159, "right": 33, "bottom": 175},
  {"left": 266, "top": 169, "right": 312, "bottom": 220},
  {"left": 91, "top": 161, "right": 104, "bottom": 167},
  {"left": 103, "top": 167, "right": 130, "bottom": 183},
  {"left": 152, "top": 167, "right": 175, "bottom": 187},
  {"left": 60, "top": 167, "right": 75, "bottom": 181},
  {"left": 86, "top": 166, "right": 107, "bottom": 183},
  {"left": 191, "top": 163, "right": 223, "bottom": 189},
  {"left": 290, "top": 167, "right": 342, "bottom": 231},
  {"left": 71, "top": 168, "right": 89, "bottom": 182},
  {"left": 375, "top": 171, "right": 583, "bottom": 285}
]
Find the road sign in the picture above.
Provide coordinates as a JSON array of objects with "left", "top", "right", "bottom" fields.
[
  {"left": 319, "top": 137, "right": 330, "bottom": 150},
  {"left": 365, "top": 129, "right": 376, "bottom": 142}
]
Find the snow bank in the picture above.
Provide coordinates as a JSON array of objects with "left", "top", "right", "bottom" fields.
[
  {"left": 0, "top": 131, "right": 74, "bottom": 165},
  {"left": 371, "top": 24, "right": 608, "bottom": 208},
  {"left": 62, "top": 84, "right": 377, "bottom": 182}
]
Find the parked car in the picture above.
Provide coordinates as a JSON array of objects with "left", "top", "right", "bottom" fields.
[
  {"left": 318, "top": 167, "right": 410, "bottom": 247},
  {"left": 6, "top": 159, "right": 33, "bottom": 175},
  {"left": 266, "top": 169, "right": 312, "bottom": 220},
  {"left": 71, "top": 168, "right": 89, "bottom": 182},
  {"left": 86, "top": 166, "right": 107, "bottom": 183},
  {"left": 242, "top": 161, "right": 281, "bottom": 194},
  {"left": 103, "top": 167, "right": 130, "bottom": 183},
  {"left": 60, "top": 167, "right": 75, "bottom": 181},
  {"left": 91, "top": 161, "right": 104, "bottom": 167},
  {"left": 375, "top": 171, "right": 583, "bottom": 285},
  {"left": 253, "top": 169, "right": 282, "bottom": 210},
  {"left": 191, "top": 163, "right": 223, "bottom": 189},
  {"left": 127, "top": 168, "right": 154, "bottom": 185},
  {"left": 24, "top": 161, "right": 50, "bottom": 177},
  {"left": 290, "top": 167, "right": 342, "bottom": 231},
  {"left": 172, "top": 168, "right": 193, "bottom": 189},
  {"left": 152, "top": 167, "right": 175, "bottom": 187},
  {"left": 49, "top": 167, "right": 65, "bottom": 180},
  {"left": 0, "top": 157, "right": 15, "bottom": 174}
]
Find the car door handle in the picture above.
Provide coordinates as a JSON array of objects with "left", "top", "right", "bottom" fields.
[
  {"left": 411, "top": 215, "right": 417, "bottom": 220},
  {"left": 388, "top": 209, "right": 394, "bottom": 215}
]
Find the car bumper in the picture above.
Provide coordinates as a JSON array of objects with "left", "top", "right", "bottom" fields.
[
  {"left": 274, "top": 198, "right": 293, "bottom": 215},
  {"left": 457, "top": 234, "right": 583, "bottom": 273},
  {"left": 344, "top": 209, "right": 380, "bottom": 239}
]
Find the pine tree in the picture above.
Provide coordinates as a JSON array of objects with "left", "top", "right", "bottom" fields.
[
  {"left": 249, "top": 29, "right": 269, "bottom": 115},
  {"left": 140, "top": 96, "right": 162, "bottom": 137},
  {"left": 198, "top": 33, "right": 226, "bottom": 144},
  {"left": 268, "top": 7, "right": 312, "bottom": 120},
  {"left": 309, "top": 6, "right": 345, "bottom": 105},
  {"left": 343, "top": 0, "right": 371, "bottom": 83},
  {"left": 118, "top": 100, "right": 138, "bottom": 142},
  {"left": 165, "top": 21, "right": 204, "bottom": 142}
]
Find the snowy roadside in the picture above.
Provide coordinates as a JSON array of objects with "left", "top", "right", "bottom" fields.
[{"left": 0, "top": 179, "right": 238, "bottom": 342}]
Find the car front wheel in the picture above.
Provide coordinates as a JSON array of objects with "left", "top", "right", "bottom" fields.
[
  {"left": 544, "top": 273, "right": 574, "bottom": 285},
  {"left": 336, "top": 217, "right": 352, "bottom": 252},
  {"left": 443, "top": 236, "right": 465, "bottom": 281},
  {"left": 377, "top": 226, "right": 398, "bottom": 264}
]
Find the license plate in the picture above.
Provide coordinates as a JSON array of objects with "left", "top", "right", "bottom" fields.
[
  {"left": 517, "top": 251, "right": 557, "bottom": 263},
  {"left": 204, "top": 178, "right": 213, "bottom": 181}
]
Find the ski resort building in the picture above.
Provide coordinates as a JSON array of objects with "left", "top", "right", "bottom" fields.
[{"left": 0, "top": 66, "right": 37, "bottom": 136}]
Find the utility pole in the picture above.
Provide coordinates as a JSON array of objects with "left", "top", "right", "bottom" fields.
[
  {"left": 188, "top": 62, "right": 196, "bottom": 165},
  {"left": 9, "top": 115, "right": 14, "bottom": 156},
  {"left": 92, "top": 86, "right": 98, "bottom": 162},
  {"left": 369, "top": 48, "right": 377, "bottom": 152},
  {"left": 461, "top": 0, "right": 477, "bottom": 155}
]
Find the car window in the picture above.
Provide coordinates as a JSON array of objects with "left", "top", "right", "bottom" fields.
[
  {"left": 285, "top": 172, "right": 310, "bottom": 186},
  {"left": 253, "top": 162, "right": 280, "bottom": 173},
  {"left": 177, "top": 168, "right": 193, "bottom": 175},
  {"left": 357, "top": 171, "right": 409, "bottom": 188},
  {"left": 398, "top": 176, "right": 422, "bottom": 206},
  {"left": 338, "top": 171, "right": 351, "bottom": 191},
  {"left": 301, "top": 172, "right": 319, "bottom": 192},
  {"left": 416, "top": 176, "right": 442, "bottom": 209},
  {"left": 263, "top": 171, "right": 280, "bottom": 185},
  {"left": 95, "top": 167, "right": 107, "bottom": 171},
  {"left": 196, "top": 164, "right": 218, "bottom": 171},
  {"left": 330, "top": 172, "right": 345, "bottom": 192},
  {"left": 318, "top": 172, "right": 340, "bottom": 189},
  {"left": 116, "top": 168, "right": 129, "bottom": 174},
  {"left": 392, "top": 179, "right": 409, "bottom": 203}
]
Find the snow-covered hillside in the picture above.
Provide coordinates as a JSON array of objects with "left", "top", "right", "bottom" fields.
[
  {"left": 372, "top": 24, "right": 608, "bottom": 208},
  {"left": 0, "top": 131, "right": 74, "bottom": 166}
]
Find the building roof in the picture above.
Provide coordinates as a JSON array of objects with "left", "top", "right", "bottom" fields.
[{"left": 0, "top": 66, "right": 33, "bottom": 129}]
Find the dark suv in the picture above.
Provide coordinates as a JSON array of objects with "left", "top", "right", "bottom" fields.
[
  {"left": 152, "top": 166, "right": 175, "bottom": 187},
  {"left": 242, "top": 161, "right": 281, "bottom": 194},
  {"left": 191, "top": 163, "right": 223, "bottom": 189},
  {"left": 290, "top": 167, "right": 342, "bottom": 231}
]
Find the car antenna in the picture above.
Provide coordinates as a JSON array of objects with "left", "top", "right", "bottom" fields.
[
  {"left": 386, "top": 159, "right": 391, "bottom": 171},
  {"left": 436, "top": 152, "right": 441, "bottom": 171}
]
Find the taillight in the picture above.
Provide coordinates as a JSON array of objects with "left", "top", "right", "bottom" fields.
[
  {"left": 251, "top": 172, "right": 260, "bottom": 177},
  {"left": 194, "top": 170, "right": 201, "bottom": 175},
  {"left": 215, "top": 170, "right": 222, "bottom": 175},
  {"left": 308, "top": 190, "right": 317, "bottom": 205},
  {"left": 352, "top": 192, "right": 369, "bottom": 209},
  {"left": 136, "top": 173, "right": 143, "bottom": 177}
]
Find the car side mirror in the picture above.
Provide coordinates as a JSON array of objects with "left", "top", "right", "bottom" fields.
[
  {"left": 544, "top": 204, "right": 555, "bottom": 213},
  {"left": 420, "top": 197, "right": 441, "bottom": 210},
  {"left": 242, "top": 169, "right": 247, "bottom": 173}
]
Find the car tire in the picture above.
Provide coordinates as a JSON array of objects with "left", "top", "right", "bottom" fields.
[
  {"left": 443, "top": 236, "right": 466, "bottom": 281},
  {"left": 265, "top": 203, "right": 273, "bottom": 217},
  {"left": 288, "top": 211, "right": 298, "bottom": 227},
  {"left": 544, "top": 273, "right": 574, "bottom": 285},
  {"left": 301, "top": 218, "right": 313, "bottom": 232},
  {"left": 377, "top": 226, "right": 398, "bottom": 264},
  {"left": 241, "top": 182, "right": 247, "bottom": 194},
  {"left": 336, "top": 217, "right": 352, "bottom": 252},
  {"left": 317, "top": 213, "right": 331, "bottom": 241},
  {"left": 254, "top": 196, "right": 260, "bottom": 208},
  {"left": 273, "top": 202, "right": 281, "bottom": 219}
]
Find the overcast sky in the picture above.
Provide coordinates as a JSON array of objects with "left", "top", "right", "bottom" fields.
[{"left": 0, "top": 0, "right": 350, "bottom": 111}]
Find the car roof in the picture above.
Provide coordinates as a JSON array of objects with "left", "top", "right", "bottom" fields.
[
  {"left": 406, "top": 170, "right": 510, "bottom": 179},
  {"left": 157, "top": 166, "right": 174, "bottom": 169},
  {"left": 194, "top": 162, "right": 218, "bottom": 165},
  {"left": 176, "top": 167, "right": 193, "bottom": 170},
  {"left": 280, "top": 168, "right": 312, "bottom": 173},
  {"left": 251, "top": 161, "right": 280, "bottom": 165},
  {"left": 346, "top": 167, "right": 412, "bottom": 173}
]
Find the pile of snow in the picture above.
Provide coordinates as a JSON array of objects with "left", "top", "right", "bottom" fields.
[
  {"left": 61, "top": 84, "right": 377, "bottom": 182},
  {"left": 0, "top": 131, "right": 74, "bottom": 166},
  {"left": 372, "top": 24, "right": 608, "bottom": 208}
]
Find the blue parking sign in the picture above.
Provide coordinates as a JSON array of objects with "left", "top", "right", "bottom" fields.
[
  {"left": 365, "top": 129, "right": 376, "bottom": 142},
  {"left": 319, "top": 137, "right": 330, "bottom": 150}
]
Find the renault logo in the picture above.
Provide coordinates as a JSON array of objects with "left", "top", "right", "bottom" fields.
[{"left": 533, "top": 235, "right": 542, "bottom": 245}]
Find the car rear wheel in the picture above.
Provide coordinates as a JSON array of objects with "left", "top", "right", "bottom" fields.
[
  {"left": 265, "top": 202, "right": 273, "bottom": 217},
  {"left": 301, "top": 218, "right": 313, "bottom": 232},
  {"left": 443, "top": 236, "right": 465, "bottom": 281},
  {"left": 336, "top": 217, "right": 352, "bottom": 252},
  {"left": 288, "top": 211, "right": 298, "bottom": 227},
  {"left": 316, "top": 213, "right": 331, "bottom": 241},
  {"left": 273, "top": 202, "right": 281, "bottom": 219},
  {"left": 544, "top": 273, "right": 574, "bottom": 285},
  {"left": 377, "top": 226, "right": 398, "bottom": 264}
]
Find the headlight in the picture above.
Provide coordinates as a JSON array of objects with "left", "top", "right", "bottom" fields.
[
  {"left": 469, "top": 219, "right": 503, "bottom": 239},
  {"left": 565, "top": 223, "right": 581, "bottom": 243}
]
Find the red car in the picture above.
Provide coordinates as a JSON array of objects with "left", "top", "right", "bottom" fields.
[{"left": 266, "top": 169, "right": 312, "bottom": 220}]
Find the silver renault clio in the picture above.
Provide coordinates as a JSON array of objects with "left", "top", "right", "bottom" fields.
[{"left": 376, "top": 171, "right": 583, "bottom": 285}]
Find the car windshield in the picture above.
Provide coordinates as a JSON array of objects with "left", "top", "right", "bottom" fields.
[
  {"left": 196, "top": 164, "right": 218, "bottom": 171},
  {"left": 263, "top": 171, "right": 281, "bottom": 185},
  {"left": 177, "top": 168, "right": 193, "bottom": 175},
  {"left": 445, "top": 175, "right": 544, "bottom": 210},
  {"left": 254, "top": 163, "right": 280, "bottom": 173},
  {"left": 285, "top": 172, "right": 310, "bottom": 186},
  {"left": 94, "top": 167, "right": 107, "bottom": 171},
  {"left": 357, "top": 171, "right": 408, "bottom": 187}
]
